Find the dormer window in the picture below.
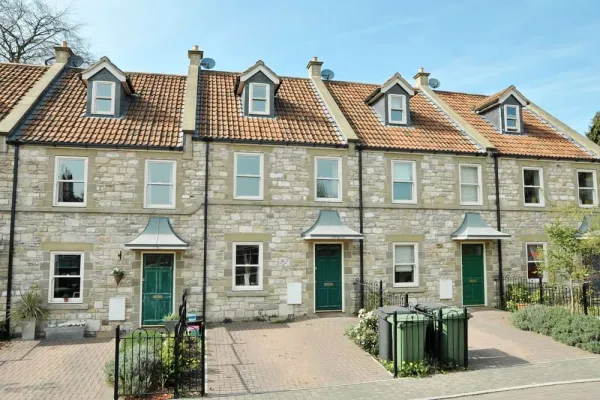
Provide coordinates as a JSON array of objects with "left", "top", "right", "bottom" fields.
[
  {"left": 235, "top": 60, "right": 280, "bottom": 118},
  {"left": 249, "top": 83, "right": 270, "bottom": 115},
  {"left": 80, "top": 56, "right": 134, "bottom": 118},
  {"left": 388, "top": 94, "right": 407, "bottom": 124},
  {"left": 92, "top": 81, "right": 116, "bottom": 115},
  {"left": 365, "top": 72, "right": 414, "bottom": 127},
  {"left": 504, "top": 105, "right": 520, "bottom": 132}
]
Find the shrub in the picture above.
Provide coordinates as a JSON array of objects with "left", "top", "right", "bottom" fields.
[
  {"left": 380, "top": 359, "right": 432, "bottom": 377},
  {"left": 345, "top": 309, "right": 379, "bottom": 356},
  {"left": 105, "top": 343, "right": 162, "bottom": 395},
  {"left": 511, "top": 305, "right": 600, "bottom": 354}
]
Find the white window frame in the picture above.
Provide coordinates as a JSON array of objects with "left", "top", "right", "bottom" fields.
[
  {"left": 315, "top": 156, "right": 342, "bottom": 202},
  {"left": 525, "top": 242, "right": 548, "bottom": 282},
  {"left": 577, "top": 169, "right": 598, "bottom": 207},
  {"left": 504, "top": 105, "right": 520, "bottom": 133},
  {"left": 393, "top": 242, "right": 419, "bottom": 288},
  {"left": 391, "top": 160, "right": 417, "bottom": 204},
  {"left": 459, "top": 164, "right": 483, "bottom": 206},
  {"left": 388, "top": 94, "right": 407, "bottom": 124},
  {"left": 144, "top": 160, "right": 176, "bottom": 209},
  {"left": 49, "top": 251, "right": 84, "bottom": 304},
  {"left": 522, "top": 167, "right": 545, "bottom": 207},
  {"left": 91, "top": 81, "right": 116, "bottom": 115},
  {"left": 53, "top": 156, "right": 88, "bottom": 207},
  {"left": 232, "top": 242, "right": 263, "bottom": 291},
  {"left": 248, "top": 82, "right": 270, "bottom": 115},
  {"left": 234, "top": 152, "right": 264, "bottom": 200}
]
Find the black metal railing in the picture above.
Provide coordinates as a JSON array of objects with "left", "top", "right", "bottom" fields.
[
  {"left": 112, "top": 289, "right": 205, "bottom": 399},
  {"left": 352, "top": 278, "right": 409, "bottom": 313},
  {"left": 494, "top": 276, "right": 600, "bottom": 317},
  {"left": 387, "top": 306, "right": 469, "bottom": 377}
]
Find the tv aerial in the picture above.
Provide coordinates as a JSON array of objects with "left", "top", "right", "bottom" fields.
[
  {"left": 321, "top": 69, "right": 335, "bottom": 80},
  {"left": 428, "top": 78, "right": 441, "bottom": 89},
  {"left": 201, "top": 57, "right": 216, "bottom": 69}
]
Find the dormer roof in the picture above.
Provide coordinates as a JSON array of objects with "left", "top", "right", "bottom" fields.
[
  {"left": 365, "top": 72, "right": 415, "bottom": 105},
  {"left": 234, "top": 60, "right": 280, "bottom": 95},
  {"left": 81, "top": 56, "right": 134, "bottom": 95},
  {"left": 473, "top": 85, "right": 528, "bottom": 113}
]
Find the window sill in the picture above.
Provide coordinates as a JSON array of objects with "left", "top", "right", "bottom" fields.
[
  {"left": 388, "top": 287, "right": 423, "bottom": 293},
  {"left": 523, "top": 204, "right": 545, "bottom": 208},
  {"left": 47, "top": 303, "right": 88, "bottom": 310},
  {"left": 226, "top": 290, "right": 268, "bottom": 297},
  {"left": 53, "top": 203, "right": 87, "bottom": 208}
]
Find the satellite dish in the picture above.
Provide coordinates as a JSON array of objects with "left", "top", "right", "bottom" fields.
[
  {"left": 428, "top": 78, "right": 441, "bottom": 89},
  {"left": 321, "top": 69, "right": 335, "bottom": 80},
  {"left": 201, "top": 57, "right": 216, "bottom": 69},
  {"left": 68, "top": 55, "right": 84, "bottom": 68}
]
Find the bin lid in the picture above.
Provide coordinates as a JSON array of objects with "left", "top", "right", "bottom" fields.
[
  {"left": 386, "top": 313, "right": 427, "bottom": 323},
  {"left": 377, "top": 306, "right": 411, "bottom": 318},
  {"left": 440, "top": 307, "right": 467, "bottom": 319},
  {"left": 413, "top": 302, "right": 449, "bottom": 313}
]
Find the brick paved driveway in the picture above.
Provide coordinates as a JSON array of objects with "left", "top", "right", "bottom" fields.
[
  {"left": 0, "top": 338, "right": 113, "bottom": 400},
  {"left": 207, "top": 309, "right": 598, "bottom": 397},
  {"left": 206, "top": 315, "right": 390, "bottom": 396}
]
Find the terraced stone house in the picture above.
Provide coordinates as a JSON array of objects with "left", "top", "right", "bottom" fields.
[{"left": 1, "top": 43, "right": 599, "bottom": 334}]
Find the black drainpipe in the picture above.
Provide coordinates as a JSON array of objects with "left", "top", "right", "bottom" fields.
[
  {"left": 5, "top": 143, "right": 20, "bottom": 336},
  {"left": 358, "top": 144, "right": 364, "bottom": 310},
  {"left": 201, "top": 138, "right": 209, "bottom": 392},
  {"left": 493, "top": 153, "right": 505, "bottom": 309}
]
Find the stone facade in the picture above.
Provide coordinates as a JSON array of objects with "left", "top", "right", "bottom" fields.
[{"left": 1, "top": 138, "right": 599, "bottom": 333}]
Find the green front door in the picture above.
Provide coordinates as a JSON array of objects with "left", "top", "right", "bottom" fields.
[
  {"left": 315, "top": 244, "right": 343, "bottom": 311},
  {"left": 142, "top": 254, "right": 174, "bottom": 325},
  {"left": 462, "top": 244, "right": 485, "bottom": 306}
]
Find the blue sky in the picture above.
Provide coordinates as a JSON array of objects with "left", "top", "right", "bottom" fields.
[{"left": 58, "top": 0, "right": 600, "bottom": 133}]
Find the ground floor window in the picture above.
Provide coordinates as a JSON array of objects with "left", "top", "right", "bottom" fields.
[
  {"left": 393, "top": 243, "right": 419, "bottom": 287},
  {"left": 233, "top": 243, "right": 262, "bottom": 290},
  {"left": 526, "top": 243, "right": 546, "bottom": 280},
  {"left": 50, "top": 252, "right": 83, "bottom": 303}
]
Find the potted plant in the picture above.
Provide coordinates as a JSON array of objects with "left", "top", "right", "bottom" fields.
[
  {"left": 11, "top": 288, "right": 48, "bottom": 340},
  {"left": 45, "top": 320, "right": 86, "bottom": 339},
  {"left": 63, "top": 294, "right": 69, "bottom": 303},
  {"left": 163, "top": 313, "right": 179, "bottom": 332},
  {"left": 112, "top": 268, "right": 125, "bottom": 285}
]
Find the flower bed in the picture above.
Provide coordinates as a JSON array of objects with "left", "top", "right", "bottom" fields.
[
  {"left": 510, "top": 305, "right": 600, "bottom": 353},
  {"left": 45, "top": 320, "right": 86, "bottom": 339}
]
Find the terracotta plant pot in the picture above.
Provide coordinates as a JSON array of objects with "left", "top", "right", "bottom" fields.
[
  {"left": 113, "top": 274, "right": 123, "bottom": 285},
  {"left": 63, "top": 297, "right": 69, "bottom": 302},
  {"left": 517, "top": 303, "right": 526, "bottom": 310}
]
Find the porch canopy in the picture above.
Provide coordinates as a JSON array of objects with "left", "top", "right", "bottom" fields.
[
  {"left": 301, "top": 210, "right": 363, "bottom": 240},
  {"left": 451, "top": 212, "right": 510, "bottom": 241},
  {"left": 125, "top": 217, "right": 189, "bottom": 250}
]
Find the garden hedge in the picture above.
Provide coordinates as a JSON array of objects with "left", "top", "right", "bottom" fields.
[{"left": 510, "top": 305, "right": 600, "bottom": 353}]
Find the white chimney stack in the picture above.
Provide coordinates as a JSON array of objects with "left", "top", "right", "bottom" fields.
[
  {"left": 306, "top": 56, "right": 323, "bottom": 78},
  {"left": 414, "top": 67, "right": 430, "bottom": 88}
]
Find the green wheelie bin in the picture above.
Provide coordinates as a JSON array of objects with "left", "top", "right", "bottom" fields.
[
  {"left": 386, "top": 312, "right": 428, "bottom": 364},
  {"left": 437, "top": 307, "right": 468, "bottom": 367}
]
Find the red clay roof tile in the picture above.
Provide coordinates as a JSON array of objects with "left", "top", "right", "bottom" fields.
[{"left": 0, "top": 63, "right": 48, "bottom": 123}]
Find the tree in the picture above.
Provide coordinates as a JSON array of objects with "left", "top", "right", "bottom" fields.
[
  {"left": 540, "top": 205, "right": 600, "bottom": 313},
  {"left": 586, "top": 111, "right": 600, "bottom": 145},
  {"left": 0, "top": 0, "right": 92, "bottom": 64}
]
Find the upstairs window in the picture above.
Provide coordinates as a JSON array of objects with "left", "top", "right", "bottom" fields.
[
  {"left": 145, "top": 160, "right": 176, "bottom": 208},
  {"left": 578, "top": 170, "right": 598, "bottom": 207},
  {"left": 249, "top": 83, "right": 270, "bottom": 115},
  {"left": 392, "top": 160, "right": 416, "bottom": 203},
  {"left": 504, "top": 105, "right": 520, "bottom": 132},
  {"left": 54, "top": 156, "right": 87, "bottom": 207},
  {"left": 523, "top": 167, "right": 544, "bottom": 206},
  {"left": 234, "top": 153, "right": 263, "bottom": 200},
  {"left": 315, "top": 157, "right": 341, "bottom": 202},
  {"left": 91, "top": 81, "right": 116, "bottom": 115},
  {"left": 459, "top": 164, "right": 482, "bottom": 205},
  {"left": 393, "top": 243, "right": 419, "bottom": 287},
  {"left": 388, "top": 94, "right": 407, "bottom": 124}
]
